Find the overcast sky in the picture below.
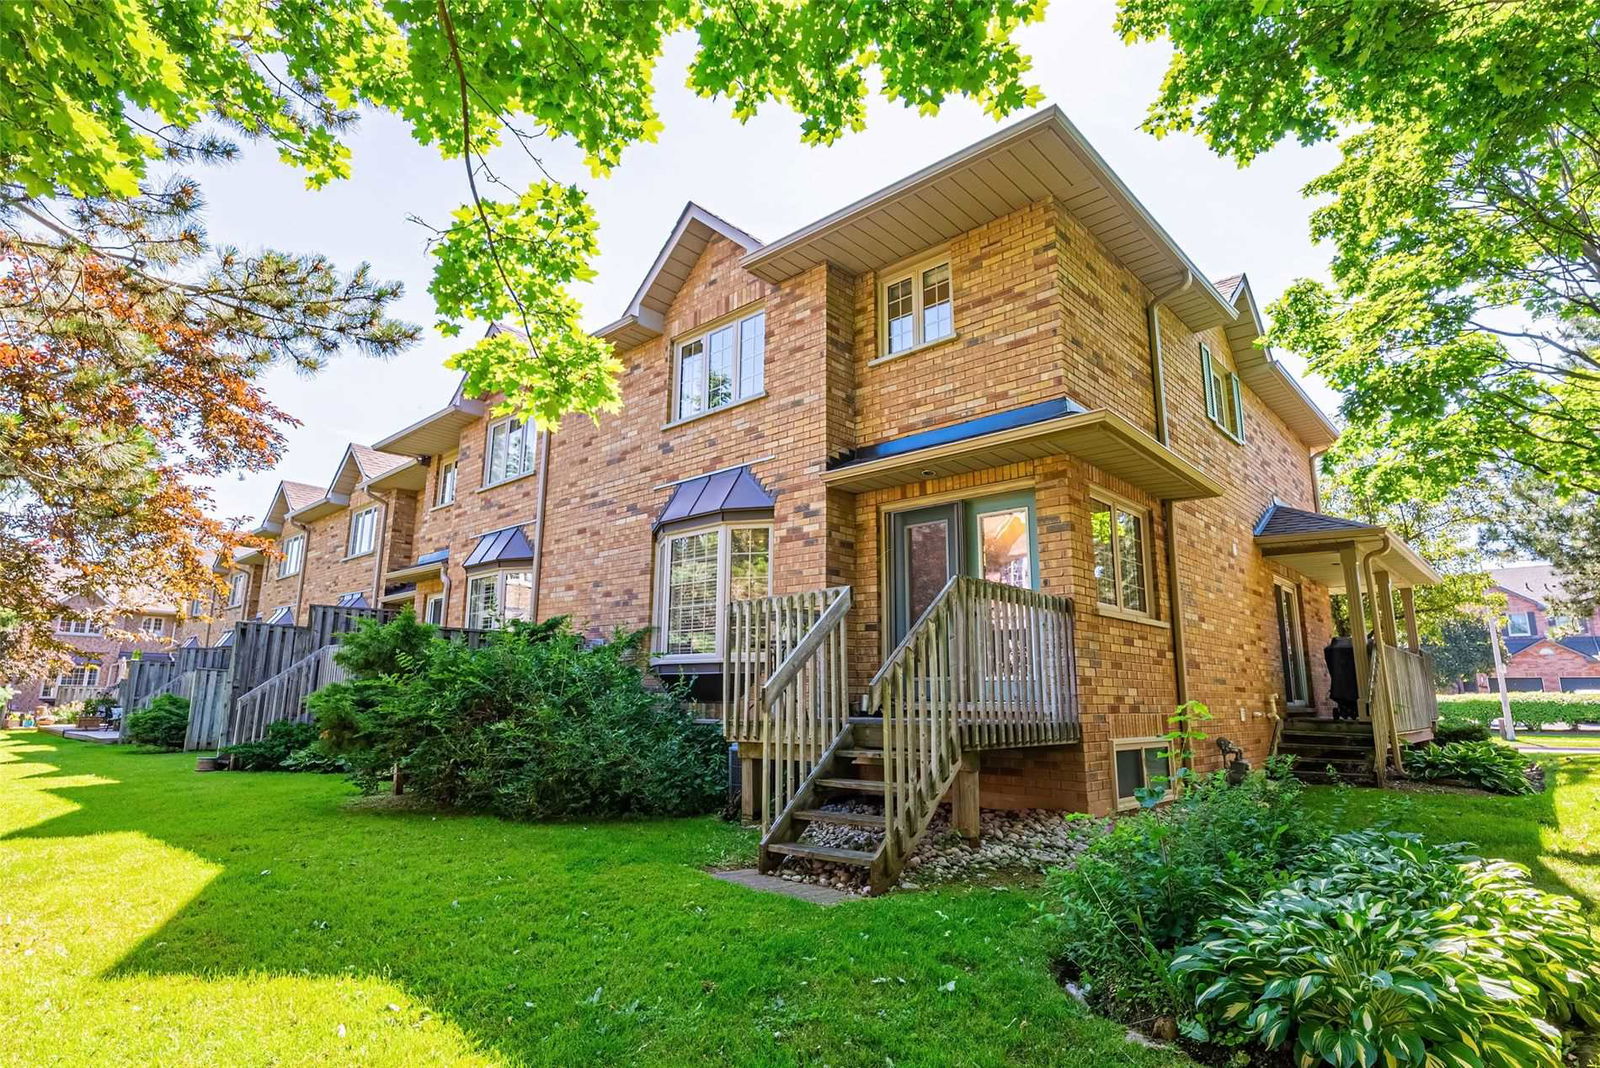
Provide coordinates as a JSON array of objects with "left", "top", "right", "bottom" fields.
[{"left": 198, "top": 0, "right": 1342, "bottom": 527}]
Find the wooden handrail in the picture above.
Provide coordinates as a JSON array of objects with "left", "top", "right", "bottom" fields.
[
  {"left": 763, "top": 588, "right": 853, "bottom": 703},
  {"left": 723, "top": 586, "right": 848, "bottom": 742},
  {"left": 756, "top": 589, "right": 853, "bottom": 832}
]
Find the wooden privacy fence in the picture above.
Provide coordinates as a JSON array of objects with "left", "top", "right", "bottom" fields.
[
  {"left": 177, "top": 669, "right": 230, "bottom": 750},
  {"left": 754, "top": 588, "right": 853, "bottom": 832},
  {"left": 1381, "top": 644, "right": 1437, "bottom": 736},
  {"left": 869, "top": 577, "right": 1077, "bottom": 878},
  {"left": 724, "top": 586, "right": 850, "bottom": 742},
  {"left": 227, "top": 645, "right": 347, "bottom": 746}
]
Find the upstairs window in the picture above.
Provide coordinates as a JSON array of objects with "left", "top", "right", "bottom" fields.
[
  {"left": 54, "top": 618, "right": 103, "bottom": 636},
  {"left": 140, "top": 617, "right": 166, "bottom": 637},
  {"left": 347, "top": 506, "right": 378, "bottom": 557},
  {"left": 228, "top": 572, "right": 249, "bottom": 607},
  {"left": 1507, "top": 612, "right": 1534, "bottom": 637},
  {"left": 485, "top": 418, "right": 535, "bottom": 486},
  {"left": 277, "top": 534, "right": 304, "bottom": 578},
  {"left": 434, "top": 455, "right": 458, "bottom": 506},
  {"left": 880, "top": 256, "right": 954, "bottom": 357},
  {"left": 1090, "top": 493, "right": 1152, "bottom": 617},
  {"left": 675, "top": 309, "right": 765, "bottom": 421},
  {"left": 1201, "top": 342, "right": 1245, "bottom": 443}
]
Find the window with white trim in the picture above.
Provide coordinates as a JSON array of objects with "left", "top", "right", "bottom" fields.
[
  {"left": 655, "top": 523, "right": 771, "bottom": 658},
  {"left": 53, "top": 618, "right": 103, "bottom": 635},
  {"left": 46, "top": 663, "right": 101, "bottom": 698},
  {"left": 187, "top": 598, "right": 206, "bottom": 618},
  {"left": 424, "top": 594, "right": 445, "bottom": 625},
  {"left": 228, "top": 572, "right": 249, "bottom": 607},
  {"left": 879, "top": 256, "right": 954, "bottom": 357},
  {"left": 465, "top": 570, "right": 533, "bottom": 630},
  {"left": 1114, "top": 739, "right": 1174, "bottom": 810},
  {"left": 1090, "top": 493, "right": 1153, "bottom": 616},
  {"left": 434, "top": 455, "right": 458, "bottom": 506},
  {"left": 1201, "top": 342, "right": 1246, "bottom": 442},
  {"left": 278, "top": 534, "right": 305, "bottom": 578},
  {"left": 140, "top": 617, "right": 166, "bottom": 637},
  {"left": 484, "top": 417, "right": 535, "bottom": 487},
  {"left": 1506, "top": 611, "right": 1534, "bottom": 637},
  {"left": 674, "top": 309, "right": 766, "bottom": 421},
  {"left": 347, "top": 506, "right": 378, "bottom": 557}
]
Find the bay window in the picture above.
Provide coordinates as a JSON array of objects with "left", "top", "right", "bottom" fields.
[
  {"left": 674, "top": 309, "right": 766, "bottom": 421},
  {"left": 465, "top": 569, "right": 534, "bottom": 630},
  {"left": 655, "top": 523, "right": 771, "bottom": 659}
]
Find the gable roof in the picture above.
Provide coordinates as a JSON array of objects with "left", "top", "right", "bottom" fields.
[
  {"left": 287, "top": 443, "right": 414, "bottom": 522},
  {"left": 596, "top": 203, "right": 764, "bottom": 350},
  {"left": 1491, "top": 563, "right": 1565, "bottom": 609},
  {"left": 741, "top": 106, "right": 1235, "bottom": 331},
  {"left": 254, "top": 480, "right": 325, "bottom": 535},
  {"left": 1506, "top": 634, "right": 1600, "bottom": 662},
  {"left": 1215, "top": 274, "right": 1339, "bottom": 451},
  {"left": 1254, "top": 503, "right": 1376, "bottom": 538}
]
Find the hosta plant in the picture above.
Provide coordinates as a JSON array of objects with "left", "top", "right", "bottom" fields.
[{"left": 1406, "top": 741, "right": 1536, "bottom": 795}]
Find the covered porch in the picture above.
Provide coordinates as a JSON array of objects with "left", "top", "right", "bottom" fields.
[{"left": 1254, "top": 504, "right": 1443, "bottom": 783}]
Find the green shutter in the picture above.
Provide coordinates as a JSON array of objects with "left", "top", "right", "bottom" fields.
[
  {"left": 1200, "top": 343, "right": 1217, "bottom": 420},
  {"left": 1229, "top": 373, "right": 1246, "bottom": 442}
]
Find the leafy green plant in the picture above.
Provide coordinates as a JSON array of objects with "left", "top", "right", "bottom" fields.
[
  {"left": 1406, "top": 741, "right": 1537, "bottom": 795},
  {"left": 1048, "top": 764, "right": 1322, "bottom": 1021},
  {"left": 331, "top": 609, "right": 440, "bottom": 678},
  {"left": 1432, "top": 720, "right": 1491, "bottom": 745},
  {"left": 1175, "top": 830, "right": 1600, "bottom": 1067},
  {"left": 124, "top": 694, "right": 189, "bottom": 750},
  {"left": 1133, "top": 699, "right": 1211, "bottom": 808},
  {"left": 1435, "top": 693, "right": 1600, "bottom": 731},
  {"left": 223, "top": 720, "right": 324, "bottom": 772}
]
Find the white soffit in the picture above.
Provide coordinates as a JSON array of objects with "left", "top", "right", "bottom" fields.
[{"left": 741, "top": 106, "right": 1235, "bottom": 331}]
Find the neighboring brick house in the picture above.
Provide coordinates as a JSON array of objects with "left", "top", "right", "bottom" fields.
[
  {"left": 1491, "top": 564, "right": 1600, "bottom": 692},
  {"left": 6, "top": 594, "right": 179, "bottom": 714}
]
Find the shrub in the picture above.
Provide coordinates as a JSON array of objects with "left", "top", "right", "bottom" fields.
[
  {"left": 331, "top": 608, "right": 440, "bottom": 677},
  {"left": 125, "top": 694, "right": 190, "bottom": 750},
  {"left": 1436, "top": 691, "right": 1600, "bottom": 731},
  {"left": 1432, "top": 719, "right": 1490, "bottom": 744},
  {"left": 223, "top": 720, "right": 324, "bottom": 771},
  {"left": 1047, "top": 766, "right": 1323, "bottom": 1020},
  {"left": 1406, "top": 740, "right": 1537, "bottom": 795},
  {"left": 1175, "top": 830, "right": 1600, "bottom": 1067},
  {"left": 315, "top": 620, "right": 726, "bottom": 819}
]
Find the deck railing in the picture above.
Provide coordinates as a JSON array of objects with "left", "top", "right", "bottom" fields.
[
  {"left": 756, "top": 588, "right": 853, "bottom": 832},
  {"left": 723, "top": 587, "right": 849, "bottom": 742},
  {"left": 227, "top": 645, "right": 347, "bottom": 746},
  {"left": 870, "top": 577, "right": 1077, "bottom": 874},
  {"left": 1380, "top": 643, "right": 1437, "bottom": 735}
]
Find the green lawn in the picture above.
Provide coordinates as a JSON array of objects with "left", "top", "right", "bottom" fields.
[
  {"left": 0, "top": 732, "right": 1175, "bottom": 1068},
  {"left": 1303, "top": 753, "right": 1600, "bottom": 909},
  {"left": 1508, "top": 732, "right": 1600, "bottom": 750}
]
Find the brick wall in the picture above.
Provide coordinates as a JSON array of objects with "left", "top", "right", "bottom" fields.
[
  {"left": 6, "top": 609, "right": 178, "bottom": 712},
  {"left": 1503, "top": 641, "right": 1600, "bottom": 690},
  {"left": 297, "top": 487, "right": 390, "bottom": 610}
]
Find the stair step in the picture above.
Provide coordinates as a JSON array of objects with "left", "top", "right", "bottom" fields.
[
  {"left": 837, "top": 747, "right": 885, "bottom": 763},
  {"left": 816, "top": 777, "right": 886, "bottom": 795},
  {"left": 794, "top": 808, "right": 886, "bottom": 829},
  {"left": 766, "top": 842, "right": 877, "bottom": 867}
]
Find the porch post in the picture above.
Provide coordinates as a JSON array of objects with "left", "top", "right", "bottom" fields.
[
  {"left": 1372, "top": 569, "right": 1399, "bottom": 648},
  {"left": 1338, "top": 546, "right": 1372, "bottom": 722},
  {"left": 1400, "top": 588, "right": 1421, "bottom": 652},
  {"left": 953, "top": 752, "right": 981, "bottom": 845}
]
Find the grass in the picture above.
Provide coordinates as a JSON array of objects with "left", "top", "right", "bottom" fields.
[
  {"left": 1508, "top": 731, "right": 1600, "bottom": 749},
  {"left": 0, "top": 732, "right": 1175, "bottom": 1068},
  {"left": 1302, "top": 753, "right": 1600, "bottom": 909}
]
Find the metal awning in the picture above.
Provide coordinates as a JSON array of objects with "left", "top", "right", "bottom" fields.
[
  {"left": 464, "top": 526, "right": 535, "bottom": 569},
  {"left": 822, "top": 401, "right": 1223, "bottom": 501},
  {"left": 335, "top": 592, "right": 370, "bottom": 608},
  {"left": 655, "top": 466, "right": 777, "bottom": 532},
  {"left": 387, "top": 547, "right": 450, "bottom": 583}
]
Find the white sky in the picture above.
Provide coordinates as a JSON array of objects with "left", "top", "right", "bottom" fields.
[{"left": 199, "top": 0, "right": 1342, "bottom": 526}]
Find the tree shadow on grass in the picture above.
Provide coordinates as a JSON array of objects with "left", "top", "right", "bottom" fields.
[{"left": 0, "top": 734, "right": 1147, "bottom": 1068}]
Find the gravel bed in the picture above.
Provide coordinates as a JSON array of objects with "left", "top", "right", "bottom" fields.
[{"left": 774, "top": 804, "right": 1103, "bottom": 894}]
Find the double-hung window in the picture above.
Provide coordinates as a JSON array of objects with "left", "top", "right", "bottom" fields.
[
  {"left": 484, "top": 418, "right": 535, "bottom": 487},
  {"left": 434, "top": 455, "right": 458, "bottom": 506},
  {"left": 1090, "top": 493, "right": 1153, "bottom": 617},
  {"left": 880, "top": 256, "right": 954, "bottom": 357},
  {"left": 655, "top": 524, "right": 771, "bottom": 658},
  {"left": 347, "top": 506, "right": 378, "bottom": 557},
  {"left": 140, "top": 617, "right": 166, "bottom": 638},
  {"left": 674, "top": 309, "right": 765, "bottom": 421},
  {"left": 278, "top": 534, "right": 305, "bottom": 578},
  {"left": 465, "top": 570, "right": 533, "bottom": 630},
  {"left": 1200, "top": 342, "right": 1246, "bottom": 442},
  {"left": 228, "top": 572, "right": 249, "bottom": 607}
]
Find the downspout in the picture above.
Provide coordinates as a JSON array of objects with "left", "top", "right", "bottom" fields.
[
  {"left": 527, "top": 427, "right": 553, "bottom": 621},
  {"left": 1145, "top": 273, "right": 1193, "bottom": 703},
  {"left": 292, "top": 520, "right": 311, "bottom": 624},
  {"left": 1308, "top": 450, "right": 1325, "bottom": 513}
]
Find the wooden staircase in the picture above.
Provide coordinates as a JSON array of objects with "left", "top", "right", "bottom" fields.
[{"left": 1279, "top": 717, "right": 1379, "bottom": 783}]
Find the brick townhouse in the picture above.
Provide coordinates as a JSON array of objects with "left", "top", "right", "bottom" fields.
[
  {"left": 6, "top": 594, "right": 179, "bottom": 715},
  {"left": 202, "top": 109, "right": 1440, "bottom": 862},
  {"left": 1487, "top": 564, "right": 1600, "bottom": 693}
]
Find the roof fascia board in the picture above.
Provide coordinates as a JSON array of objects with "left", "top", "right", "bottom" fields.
[{"left": 597, "top": 205, "right": 760, "bottom": 344}]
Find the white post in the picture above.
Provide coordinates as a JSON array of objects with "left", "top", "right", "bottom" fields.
[{"left": 1485, "top": 611, "right": 1516, "bottom": 742}]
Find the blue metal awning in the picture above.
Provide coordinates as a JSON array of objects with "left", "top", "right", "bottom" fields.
[
  {"left": 654, "top": 466, "right": 776, "bottom": 532},
  {"left": 335, "top": 592, "right": 370, "bottom": 608},
  {"left": 464, "top": 525, "right": 535, "bottom": 569}
]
